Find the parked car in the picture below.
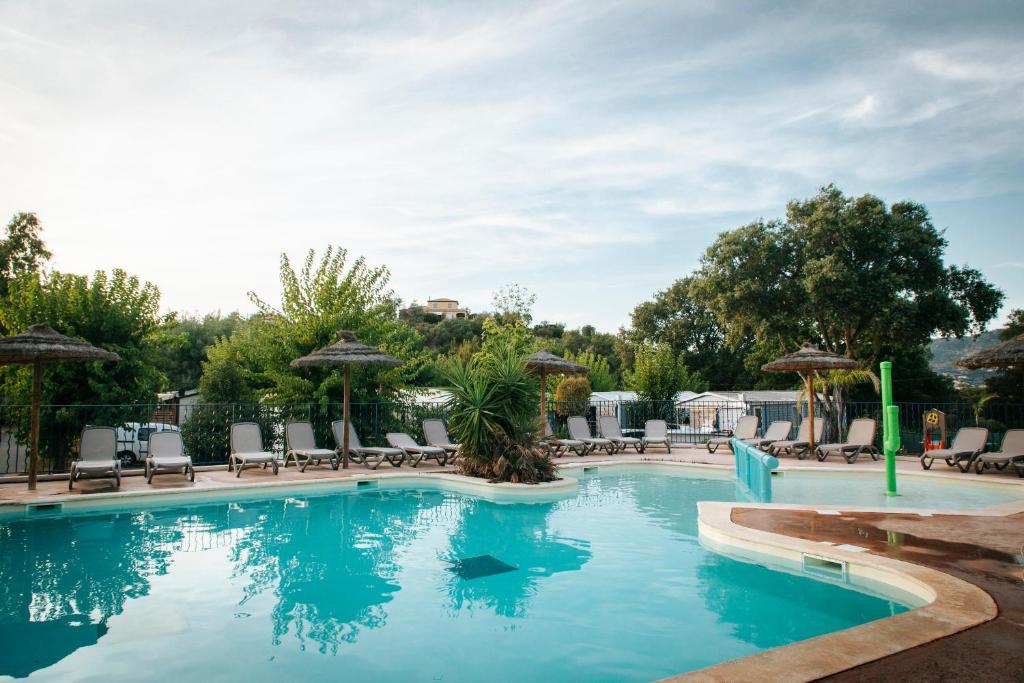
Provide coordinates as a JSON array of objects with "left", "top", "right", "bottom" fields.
[{"left": 115, "top": 422, "right": 180, "bottom": 468}]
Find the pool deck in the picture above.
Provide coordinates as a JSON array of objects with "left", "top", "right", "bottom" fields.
[{"left": 2, "top": 444, "right": 1023, "bottom": 682}]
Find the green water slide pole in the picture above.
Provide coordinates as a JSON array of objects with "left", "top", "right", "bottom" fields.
[{"left": 880, "top": 361, "right": 899, "bottom": 496}]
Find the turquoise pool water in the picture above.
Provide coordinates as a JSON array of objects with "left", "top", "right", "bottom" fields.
[
  {"left": 766, "top": 468, "right": 1024, "bottom": 509},
  {"left": 0, "top": 469, "right": 929, "bottom": 682}
]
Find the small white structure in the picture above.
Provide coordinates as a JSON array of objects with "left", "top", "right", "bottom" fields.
[{"left": 677, "top": 391, "right": 809, "bottom": 434}]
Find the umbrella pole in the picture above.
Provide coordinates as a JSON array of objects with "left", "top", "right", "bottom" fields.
[
  {"left": 28, "top": 359, "right": 41, "bottom": 491},
  {"left": 806, "top": 373, "right": 815, "bottom": 452},
  {"left": 342, "top": 366, "right": 350, "bottom": 469},
  {"left": 539, "top": 368, "right": 547, "bottom": 435}
]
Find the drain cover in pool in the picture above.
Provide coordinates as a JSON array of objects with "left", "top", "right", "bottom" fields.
[{"left": 449, "top": 554, "right": 517, "bottom": 580}]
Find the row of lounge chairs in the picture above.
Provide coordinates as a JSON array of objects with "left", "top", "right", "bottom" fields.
[
  {"left": 919, "top": 427, "right": 1024, "bottom": 475},
  {"left": 67, "top": 418, "right": 463, "bottom": 488},
  {"left": 546, "top": 416, "right": 672, "bottom": 456},
  {"left": 706, "top": 415, "right": 1024, "bottom": 476},
  {"left": 707, "top": 415, "right": 879, "bottom": 463}
]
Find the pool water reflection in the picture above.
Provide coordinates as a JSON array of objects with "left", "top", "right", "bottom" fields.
[{"left": 0, "top": 471, "right": 908, "bottom": 682}]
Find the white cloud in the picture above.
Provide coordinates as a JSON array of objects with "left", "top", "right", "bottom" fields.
[{"left": 0, "top": 1, "right": 1021, "bottom": 329}]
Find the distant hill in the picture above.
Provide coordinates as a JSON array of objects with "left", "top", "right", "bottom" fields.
[{"left": 929, "top": 329, "right": 1004, "bottom": 387}]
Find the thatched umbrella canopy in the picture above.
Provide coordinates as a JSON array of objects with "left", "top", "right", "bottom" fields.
[
  {"left": 526, "top": 350, "right": 589, "bottom": 433},
  {"left": 762, "top": 344, "right": 861, "bottom": 451},
  {"left": 290, "top": 331, "right": 403, "bottom": 469},
  {"left": 956, "top": 333, "right": 1024, "bottom": 369},
  {"left": 0, "top": 323, "right": 120, "bottom": 490}
]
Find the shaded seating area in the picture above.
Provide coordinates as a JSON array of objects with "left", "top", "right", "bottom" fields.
[
  {"left": 975, "top": 429, "right": 1024, "bottom": 476},
  {"left": 920, "top": 427, "right": 989, "bottom": 472},
  {"left": 706, "top": 415, "right": 759, "bottom": 454},
  {"left": 69, "top": 426, "right": 121, "bottom": 490},
  {"left": 814, "top": 418, "right": 879, "bottom": 463}
]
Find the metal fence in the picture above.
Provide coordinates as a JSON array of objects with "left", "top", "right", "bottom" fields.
[{"left": 3, "top": 398, "right": 1023, "bottom": 476}]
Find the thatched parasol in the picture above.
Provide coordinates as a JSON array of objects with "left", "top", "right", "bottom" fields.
[
  {"left": 762, "top": 344, "right": 861, "bottom": 451},
  {"left": 526, "top": 350, "right": 589, "bottom": 432},
  {"left": 957, "top": 333, "right": 1024, "bottom": 369},
  {"left": 291, "top": 331, "right": 403, "bottom": 469},
  {"left": 0, "top": 323, "right": 120, "bottom": 490}
]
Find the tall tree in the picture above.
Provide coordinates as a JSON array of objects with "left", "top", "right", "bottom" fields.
[
  {"left": 0, "top": 213, "right": 52, "bottom": 316},
  {"left": 625, "top": 276, "right": 759, "bottom": 389},
  {"left": 627, "top": 343, "right": 707, "bottom": 402},
  {"left": 0, "top": 269, "right": 166, "bottom": 405},
  {"left": 159, "top": 311, "right": 245, "bottom": 391},
  {"left": 198, "top": 246, "right": 429, "bottom": 404},
  {"left": 691, "top": 185, "right": 1003, "bottom": 364}
]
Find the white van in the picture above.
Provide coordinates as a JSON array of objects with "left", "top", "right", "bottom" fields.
[{"left": 115, "top": 422, "right": 180, "bottom": 467}]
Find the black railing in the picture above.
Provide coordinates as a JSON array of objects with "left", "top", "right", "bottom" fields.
[{"left": 2, "top": 398, "right": 1023, "bottom": 475}]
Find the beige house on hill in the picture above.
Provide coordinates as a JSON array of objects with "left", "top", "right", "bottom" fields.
[{"left": 425, "top": 297, "right": 469, "bottom": 319}]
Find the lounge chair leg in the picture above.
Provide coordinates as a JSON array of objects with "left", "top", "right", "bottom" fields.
[{"left": 920, "top": 456, "right": 932, "bottom": 470}]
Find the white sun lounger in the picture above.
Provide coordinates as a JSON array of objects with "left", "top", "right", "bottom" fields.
[
  {"left": 641, "top": 419, "right": 672, "bottom": 453},
  {"left": 920, "top": 427, "right": 989, "bottom": 472},
  {"left": 598, "top": 415, "right": 642, "bottom": 453},
  {"left": 770, "top": 420, "right": 824, "bottom": 459},
  {"left": 746, "top": 420, "right": 792, "bottom": 451},
  {"left": 386, "top": 432, "right": 448, "bottom": 467},
  {"left": 229, "top": 422, "right": 279, "bottom": 477},
  {"left": 815, "top": 418, "right": 879, "bottom": 463},
  {"left": 146, "top": 430, "right": 194, "bottom": 483},
  {"left": 285, "top": 421, "right": 340, "bottom": 472},
  {"left": 422, "top": 419, "right": 460, "bottom": 463},
  {"left": 69, "top": 426, "right": 121, "bottom": 490},
  {"left": 975, "top": 429, "right": 1024, "bottom": 476},
  {"left": 331, "top": 420, "right": 405, "bottom": 469},
  {"left": 568, "top": 416, "right": 616, "bottom": 455},
  {"left": 543, "top": 422, "right": 588, "bottom": 457},
  {"left": 706, "top": 415, "right": 759, "bottom": 453}
]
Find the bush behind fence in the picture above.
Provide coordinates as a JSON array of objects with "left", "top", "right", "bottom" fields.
[{"left": 2, "top": 398, "right": 1022, "bottom": 475}]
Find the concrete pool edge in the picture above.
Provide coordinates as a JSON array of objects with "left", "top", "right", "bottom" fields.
[{"left": 673, "top": 500, "right": 1008, "bottom": 683}]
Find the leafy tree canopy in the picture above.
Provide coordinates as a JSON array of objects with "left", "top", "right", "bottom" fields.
[
  {"left": 198, "top": 246, "right": 429, "bottom": 404},
  {"left": 0, "top": 213, "right": 52, "bottom": 320},
  {"left": 690, "top": 185, "right": 1004, "bottom": 364},
  {"left": 625, "top": 276, "right": 760, "bottom": 389},
  {"left": 627, "top": 343, "right": 708, "bottom": 402},
  {"left": 159, "top": 311, "right": 244, "bottom": 391},
  {"left": 0, "top": 269, "right": 166, "bottom": 405}
]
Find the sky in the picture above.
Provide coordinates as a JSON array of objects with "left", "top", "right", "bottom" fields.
[{"left": 1, "top": 0, "right": 1022, "bottom": 332}]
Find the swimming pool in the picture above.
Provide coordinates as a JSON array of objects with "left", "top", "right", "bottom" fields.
[{"left": 1, "top": 466, "right": 1015, "bottom": 682}]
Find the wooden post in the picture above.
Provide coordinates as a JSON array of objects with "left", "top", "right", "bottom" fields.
[
  {"left": 342, "top": 366, "right": 350, "bottom": 469},
  {"left": 539, "top": 367, "right": 547, "bottom": 435},
  {"left": 806, "top": 373, "right": 816, "bottom": 452},
  {"left": 28, "top": 359, "right": 41, "bottom": 491}
]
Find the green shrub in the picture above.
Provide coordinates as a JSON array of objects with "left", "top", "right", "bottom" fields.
[
  {"left": 443, "top": 340, "right": 556, "bottom": 483},
  {"left": 554, "top": 375, "right": 592, "bottom": 417}
]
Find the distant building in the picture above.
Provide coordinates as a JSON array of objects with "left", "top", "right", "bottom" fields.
[{"left": 425, "top": 297, "right": 469, "bottom": 319}]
